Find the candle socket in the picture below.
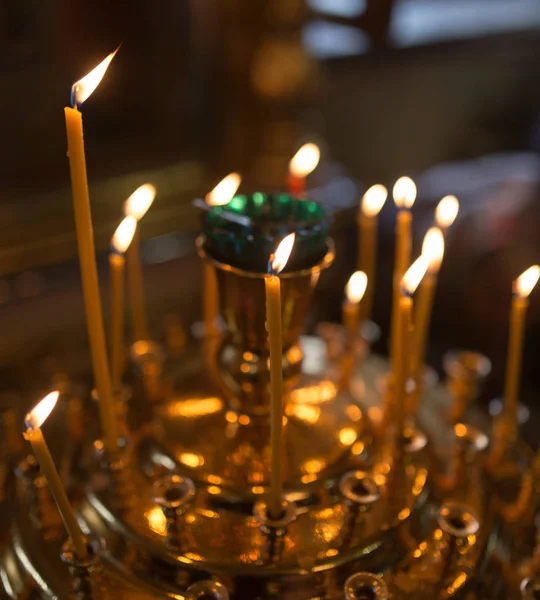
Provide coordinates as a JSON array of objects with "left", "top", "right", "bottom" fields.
[
  {"left": 339, "top": 470, "right": 380, "bottom": 547},
  {"left": 152, "top": 474, "right": 196, "bottom": 546},
  {"left": 343, "top": 572, "right": 389, "bottom": 600},
  {"left": 521, "top": 576, "right": 540, "bottom": 599},
  {"left": 436, "top": 502, "right": 480, "bottom": 588},
  {"left": 443, "top": 350, "right": 491, "bottom": 424},
  {"left": 61, "top": 536, "right": 103, "bottom": 595},
  {"left": 92, "top": 386, "right": 132, "bottom": 442},
  {"left": 444, "top": 424, "right": 488, "bottom": 493},
  {"left": 185, "top": 580, "right": 230, "bottom": 600},
  {"left": 253, "top": 498, "right": 297, "bottom": 563}
]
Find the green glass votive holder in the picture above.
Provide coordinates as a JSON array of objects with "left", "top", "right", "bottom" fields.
[{"left": 202, "top": 192, "right": 330, "bottom": 273}]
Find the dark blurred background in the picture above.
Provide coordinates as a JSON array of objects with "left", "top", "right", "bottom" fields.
[{"left": 1, "top": 0, "right": 540, "bottom": 438}]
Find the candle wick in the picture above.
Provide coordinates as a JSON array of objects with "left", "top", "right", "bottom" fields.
[
  {"left": 70, "top": 85, "right": 80, "bottom": 110},
  {"left": 267, "top": 254, "right": 276, "bottom": 276}
]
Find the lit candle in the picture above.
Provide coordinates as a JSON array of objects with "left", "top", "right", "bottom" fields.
[
  {"left": 124, "top": 183, "right": 157, "bottom": 342},
  {"left": 265, "top": 233, "right": 295, "bottom": 519},
  {"left": 395, "top": 256, "right": 429, "bottom": 435},
  {"left": 287, "top": 143, "right": 320, "bottom": 197},
  {"left": 64, "top": 51, "right": 119, "bottom": 452},
  {"left": 204, "top": 173, "right": 242, "bottom": 336},
  {"left": 23, "top": 392, "right": 88, "bottom": 559},
  {"left": 503, "top": 265, "right": 540, "bottom": 420},
  {"left": 343, "top": 271, "right": 368, "bottom": 340},
  {"left": 358, "top": 185, "right": 387, "bottom": 322},
  {"left": 110, "top": 216, "right": 137, "bottom": 393},
  {"left": 390, "top": 177, "right": 417, "bottom": 367},
  {"left": 435, "top": 195, "right": 459, "bottom": 235},
  {"left": 410, "top": 227, "right": 445, "bottom": 380}
]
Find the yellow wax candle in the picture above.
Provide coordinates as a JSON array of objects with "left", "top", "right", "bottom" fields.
[
  {"left": 343, "top": 271, "right": 368, "bottom": 340},
  {"left": 265, "top": 233, "right": 295, "bottom": 519},
  {"left": 504, "top": 266, "right": 540, "bottom": 418},
  {"left": 203, "top": 173, "right": 242, "bottom": 335},
  {"left": 204, "top": 263, "right": 219, "bottom": 337},
  {"left": 123, "top": 184, "right": 157, "bottom": 343},
  {"left": 23, "top": 392, "right": 88, "bottom": 559},
  {"left": 397, "top": 256, "right": 430, "bottom": 433},
  {"left": 288, "top": 143, "right": 320, "bottom": 198},
  {"left": 110, "top": 216, "right": 137, "bottom": 393},
  {"left": 390, "top": 177, "right": 416, "bottom": 366},
  {"left": 126, "top": 228, "right": 148, "bottom": 342},
  {"left": 410, "top": 227, "right": 445, "bottom": 380},
  {"left": 358, "top": 185, "right": 387, "bottom": 322},
  {"left": 64, "top": 52, "right": 119, "bottom": 452}
]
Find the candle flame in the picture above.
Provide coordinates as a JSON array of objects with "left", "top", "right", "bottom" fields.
[
  {"left": 401, "top": 255, "right": 429, "bottom": 295},
  {"left": 362, "top": 184, "right": 387, "bottom": 217},
  {"left": 515, "top": 265, "right": 540, "bottom": 298},
  {"left": 25, "top": 391, "right": 60, "bottom": 430},
  {"left": 112, "top": 216, "right": 137, "bottom": 253},
  {"left": 346, "top": 271, "right": 368, "bottom": 304},
  {"left": 71, "top": 49, "right": 118, "bottom": 107},
  {"left": 421, "top": 227, "right": 445, "bottom": 272},
  {"left": 124, "top": 184, "right": 156, "bottom": 221},
  {"left": 270, "top": 233, "right": 296, "bottom": 274},
  {"left": 289, "top": 143, "right": 320, "bottom": 178},
  {"left": 206, "top": 173, "right": 242, "bottom": 206},
  {"left": 435, "top": 195, "right": 459, "bottom": 228},
  {"left": 393, "top": 176, "right": 417, "bottom": 209}
]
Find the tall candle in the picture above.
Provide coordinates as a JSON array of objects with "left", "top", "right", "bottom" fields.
[
  {"left": 265, "top": 233, "right": 295, "bottom": 519},
  {"left": 110, "top": 216, "right": 137, "bottom": 393},
  {"left": 358, "top": 185, "right": 387, "bottom": 322},
  {"left": 124, "top": 184, "right": 156, "bottom": 343},
  {"left": 435, "top": 195, "right": 459, "bottom": 236},
  {"left": 504, "top": 266, "right": 540, "bottom": 418},
  {"left": 287, "top": 143, "right": 320, "bottom": 197},
  {"left": 410, "top": 227, "right": 445, "bottom": 380},
  {"left": 396, "top": 256, "right": 429, "bottom": 434},
  {"left": 23, "top": 392, "right": 88, "bottom": 559},
  {"left": 343, "top": 271, "right": 368, "bottom": 340},
  {"left": 65, "top": 51, "right": 119, "bottom": 453},
  {"left": 204, "top": 173, "right": 242, "bottom": 336},
  {"left": 390, "top": 177, "right": 416, "bottom": 366}
]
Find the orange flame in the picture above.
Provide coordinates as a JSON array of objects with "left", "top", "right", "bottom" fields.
[
  {"left": 289, "top": 144, "right": 320, "bottom": 178},
  {"left": 435, "top": 195, "right": 459, "bottom": 228},
  {"left": 270, "top": 233, "right": 296, "bottom": 274},
  {"left": 362, "top": 184, "right": 387, "bottom": 217},
  {"left": 515, "top": 265, "right": 540, "bottom": 298},
  {"left": 401, "top": 255, "right": 429, "bottom": 295},
  {"left": 421, "top": 227, "right": 445, "bottom": 272},
  {"left": 206, "top": 173, "right": 242, "bottom": 206},
  {"left": 393, "top": 177, "right": 417, "bottom": 209},
  {"left": 346, "top": 271, "right": 368, "bottom": 304},
  {"left": 25, "top": 391, "right": 59, "bottom": 430},
  {"left": 112, "top": 216, "right": 137, "bottom": 253},
  {"left": 124, "top": 184, "right": 156, "bottom": 221},
  {"left": 71, "top": 49, "right": 118, "bottom": 106}
]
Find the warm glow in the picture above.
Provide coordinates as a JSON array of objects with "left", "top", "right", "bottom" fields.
[
  {"left": 206, "top": 173, "right": 242, "bottom": 206},
  {"left": 178, "top": 452, "right": 204, "bottom": 468},
  {"left": 435, "top": 195, "right": 459, "bottom": 229},
  {"left": 289, "top": 143, "right": 320, "bottom": 178},
  {"left": 401, "top": 255, "right": 429, "bottom": 295},
  {"left": 25, "top": 391, "right": 59, "bottom": 429},
  {"left": 166, "top": 397, "right": 223, "bottom": 418},
  {"left": 290, "top": 381, "right": 336, "bottom": 404},
  {"left": 361, "top": 184, "right": 387, "bottom": 217},
  {"left": 71, "top": 49, "right": 118, "bottom": 106},
  {"left": 346, "top": 271, "right": 368, "bottom": 304},
  {"left": 124, "top": 184, "right": 156, "bottom": 221},
  {"left": 112, "top": 216, "right": 137, "bottom": 253},
  {"left": 270, "top": 233, "right": 295, "bottom": 274},
  {"left": 286, "top": 404, "right": 321, "bottom": 424},
  {"left": 515, "top": 265, "right": 540, "bottom": 298},
  {"left": 421, "top": 227, "right": 445, "bottom": 272},
  {"left": 393, "top": 176, "right": 417, "bottom": 209},
  {"left": 338, "top": 427, "right": 357, "bottom": 446}
]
